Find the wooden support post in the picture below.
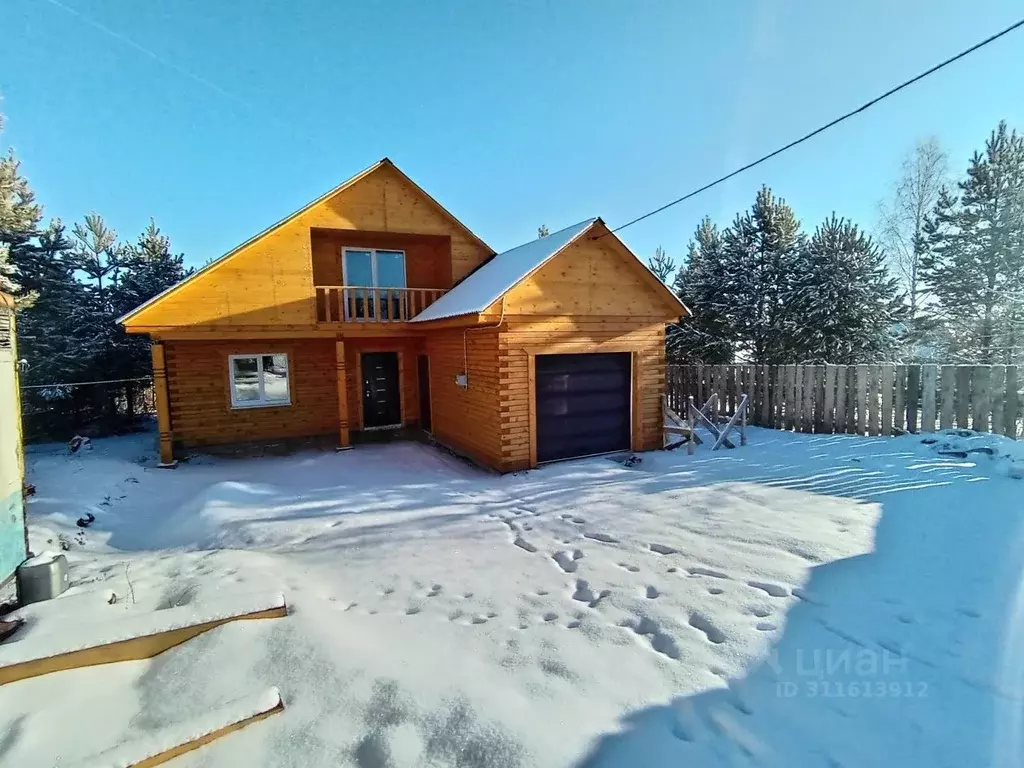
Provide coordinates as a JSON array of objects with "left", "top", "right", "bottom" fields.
[
  {"left": 150, "top": 342, "right": 176, "bottom": 467},
  {"left": 335, "top": 341, "right": 351, "bottom": 450}
]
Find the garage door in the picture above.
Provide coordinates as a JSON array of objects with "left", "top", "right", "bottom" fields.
[{"left": 535, "top": 353, "right": 632, "bottom": 463}]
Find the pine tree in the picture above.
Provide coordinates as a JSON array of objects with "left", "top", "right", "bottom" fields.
[
  {"left": 921, "top": 121, "right": 1024, "bottom": 364},
  {"left": 115, "top": 219, "right": 193, "bottom": 376},
  {"left": 118, "top": 219, "right": 191, "bottom": 314},
  {"left": 668, "top": 217, "right": 732, "bottom": 363},
  {"left": 0, "top": 118, "right": 43, "bottom": 296},
  {"left": 716, "top": 187, "right": 804, "bottom": 363},
  {"left": 789, "top": 215, "right": 904, "bottom": 363},
  {"left": 647, "top": 246, "right": 676, "bottom": 283}
]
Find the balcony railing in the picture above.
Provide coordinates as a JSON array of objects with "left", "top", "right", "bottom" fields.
[{"left": 315, "top": 286, "right": 448, "bottom": 323}]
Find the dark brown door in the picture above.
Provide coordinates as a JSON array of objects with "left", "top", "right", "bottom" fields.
[
  {"left": 535, "top": 353, "right": 632, "bottom": 462},
  {"left": 361, "top": 352, "right": 401, "bottom": 428},
  {"left": 417, "top": 355, "right": 432, "bottom": 432}
]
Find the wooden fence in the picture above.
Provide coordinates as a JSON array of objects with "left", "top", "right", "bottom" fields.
[{"left": 667, "top": 364, "right": 1022, "bottom": 439}]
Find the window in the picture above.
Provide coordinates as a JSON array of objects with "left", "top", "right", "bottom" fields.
[
  {"left": 229, "top": 354, "right": 290, "bottom": 408},
  {"left": 342, "top": 248, "right": 407, "bottom": 320}
]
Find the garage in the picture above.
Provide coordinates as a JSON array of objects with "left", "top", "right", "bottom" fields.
[{"left": 535, "top": 352, "right": 632, "bottom": 463}]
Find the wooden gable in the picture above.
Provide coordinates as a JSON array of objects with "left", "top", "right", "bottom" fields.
[
  {"left": 121, "top": 160, "right": 493, "bottom": 331},
  {"left": 494, "top": 220, "right": 687, "bottom": 319}
]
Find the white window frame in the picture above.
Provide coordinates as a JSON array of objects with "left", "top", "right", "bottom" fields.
[
  {"left": 341, "top": 248, "right": 407, "bottom": 288},
  {"left": 228, "top": 353, "right": 291, "bottom": 409}
]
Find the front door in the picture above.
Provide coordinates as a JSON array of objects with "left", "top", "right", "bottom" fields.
[{"left": 361, "top": 352, "right": 401, "bottom": 429}]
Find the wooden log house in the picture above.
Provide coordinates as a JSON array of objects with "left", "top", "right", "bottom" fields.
[{"left": 120, "top": 159, "right": 689, "bottom": 471}]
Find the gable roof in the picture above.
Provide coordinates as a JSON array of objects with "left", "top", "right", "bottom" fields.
[
  {"left": 118, "top": 158, "right": 493, "bottom": 325},
  {"left": 410, "top": 219, "right": 597, "bottom": 323},
  {"left": 410, "top": 218, "right": 689, "bottom": 322}
]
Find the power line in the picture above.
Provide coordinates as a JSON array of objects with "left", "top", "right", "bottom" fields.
[{"left": 606, "top": 16, "right": 1024, "bottom": 236}]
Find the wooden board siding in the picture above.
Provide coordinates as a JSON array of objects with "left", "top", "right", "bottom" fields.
[
  {"left": 125, "top": 163, "right": 491, "bottom": 330},
  {"left": 343, "top": 337, "right": 422, "bottom": 431},
  {"left": 495, "top": 232, "right": 674, "bottom": 318},
  {"left": 425, "top": 328, "right": 503, "bottom": 468},
  {"left": 165, "top": 339, "right": 338, "bottom": 447},
  {"left": 310, "top": 229, "right": 451, "bottom": 289},
  {"left": 496, "top": 320, "right": 666, "bottom": 471}
]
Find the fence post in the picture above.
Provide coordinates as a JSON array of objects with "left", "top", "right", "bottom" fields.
[
  {"left": 972, "top": 366, "right": 991, "bottom": 433},
  {"left": 1005, "top": 366, "right": 1019, "bottom": 438},
  {"left": 990, "top": 366, "right": 1006, "bottom": 438},
  {"left": 835, "top": 365, "right": 848, "bottom": 433},
  {"left": 893, "top": 365, "right": 907, "bottom": 433},
  {"left": 774, "top": 365, "right": 785, "bottom": 429},
  {"left": 801, "top": 365, "right": 814, "bottom": 433},
  {"left": 880, "top": 364, "right": 895, "bottom": 436},
  {"left": 906, "top": 365, "right": 921, "bottom": 433},
  {"left": 940, "top": 365, "right": 956, "bottom": 430},
  {"left": 921, "top": 365, "right": 938, "bottom": 433},
  {"left": 759, "top": 364, "right": 771, "bottom": 426},
  {"left": 867, "top": 364, "right": 881, "bottom": 436},
  {"left": 823, "top": 365, "right": 836, "bottom": 433},
  {"left": 855, "top": 365, "right": 868, "bottom": 435},
  {"left": 956, "top": 366, "right": 972, "bottom": 429}
]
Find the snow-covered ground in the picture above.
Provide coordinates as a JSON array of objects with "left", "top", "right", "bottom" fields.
[{"left": 3, "top": 426, "right": 1023, "bottom": 767}]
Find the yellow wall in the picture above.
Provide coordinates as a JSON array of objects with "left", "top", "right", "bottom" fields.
[
  {"left": 125, "top": 164, "right": 491, "bottom": 330},
  {"left": 497, "top": 232, "right": 674, "bottom": 318}
]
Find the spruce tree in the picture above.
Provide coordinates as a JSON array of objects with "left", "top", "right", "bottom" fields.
[
  {"left": 789, "top": 215, "right": 904, "bottom": 363},
  {"left": 921, "top": 121, "right": 1024, "bottom": 364},
  {"left": 668, "top": 217, "right": 732, "bottom": 363},
  {"left": 647, "top": 246, "right": 676, "bottom": 282},
  {"left": 0, "top": 123, "right": 43, "bottom": 296},
  {"left": 716, "top": 187, "right": 804, "bottom": 363}
]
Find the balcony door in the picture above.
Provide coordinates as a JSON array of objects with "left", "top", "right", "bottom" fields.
[{"left": 342, "top": 248, "right": 406, "bottom": 321}]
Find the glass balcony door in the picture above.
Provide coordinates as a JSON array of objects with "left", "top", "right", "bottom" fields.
[{"left": 342, "top": 248, "right": 406, "bottom": 321}]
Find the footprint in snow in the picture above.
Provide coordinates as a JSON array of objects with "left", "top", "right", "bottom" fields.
[
  {"left": 617, "top": 562, "right": 641, "bottom": 573},
  {"left": 583, "top": 531, "right": 618, "bottom": 544},
  {"left": 649, "top": 543, "right": 679, "bottom": 556},
  {"left": 514, "top": 537, "right": 538, "bottom": 553},
  {"left": 747, "top": 581, "right": 789, "bottom": 598},
  {"left": 427, "top": 584, "right": 442, "bottom": 597},
  {"left": 645, "top": 586, "right": 660, "bottom": 599}
]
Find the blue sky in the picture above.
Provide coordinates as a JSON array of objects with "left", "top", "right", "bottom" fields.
[{"left": 2, "top": 0, "right": 1023, "bottom": 273}]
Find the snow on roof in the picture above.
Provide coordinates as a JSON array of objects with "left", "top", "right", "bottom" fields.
[{"left": 410, "top": 218, "right": 597, "bottom": 323}]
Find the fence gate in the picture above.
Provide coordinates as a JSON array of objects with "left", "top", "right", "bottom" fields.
[{"left": 0, "top": 296, "right": 27, "bottom": 587}]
